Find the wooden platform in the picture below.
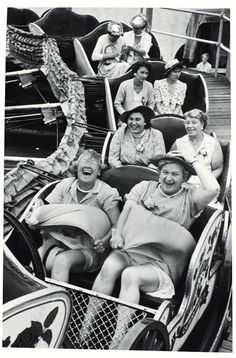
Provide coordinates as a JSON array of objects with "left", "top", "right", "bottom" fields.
[{"left": 186, "top": 70, "right": 231, "bottom": 141}]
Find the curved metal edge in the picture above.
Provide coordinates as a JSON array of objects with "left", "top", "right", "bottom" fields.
[
  {"left": 104, "top": 77, "right": 117, "bottom": 131},
  {"left": 167, "top": 208, "right": 223, "bottom": 348},
  {"left": 199, "top": 73, "right": 209, "bottom": 113},
  {"left": 73, "top": 38, "right": 96, "bottom": 77},
  {"left": 118, "top": 317, "right": 170, "bottom": 350}
]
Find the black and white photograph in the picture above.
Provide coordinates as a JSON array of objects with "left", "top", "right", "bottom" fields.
[{"left": 2, "top": 0, "right": 232, "bottom": 354}]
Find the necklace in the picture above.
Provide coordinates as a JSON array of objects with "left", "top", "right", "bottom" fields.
[
  {"left": 132, "top": 130, "right": 145, "bottom": 138},
  {"left": 77, "top": 183, "right": 95, "bottom": 193},
  {"left": 132, "top": 130, "right": 146, "bottom": 152}
]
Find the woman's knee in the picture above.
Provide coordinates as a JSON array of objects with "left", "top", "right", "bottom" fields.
[
  {"left": 121, "top": 267, "right": 139, "bottom": 287},
  {"left": 53, "top": 251, "right": 71, "bottom": 271},
  {"left": 99, "top": 253, "right": 126, "bottom": 281}
]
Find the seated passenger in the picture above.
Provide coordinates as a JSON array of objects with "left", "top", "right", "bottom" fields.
[
  {"left": 79, "top": 151, "right": 220, "bottom": 348},
  {"left": 171, "top": 108, "right": 223, "bottom": 192},
  {"left": 196, "top": 53, "right": 212, "bottom": 74},
  {"left": 91, "top": 21, "right": 129, "bottom": 78},
  {"left": 25, "top": 149, "right": 121, "bottom": 283},
  {"left": 123, "top": 13, "right": 152, "bottom": 65},
  {"left": 114, "top": 60, "right": 154, "bottom": 116},
  {"left": 108, "top": 106, "right": 166, "bottom": 168},
  {"left": 154, "top": 59, "right": 187, "bottom": 116}
]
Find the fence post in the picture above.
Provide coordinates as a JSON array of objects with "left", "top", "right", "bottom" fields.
[
  {"left": 214, "top": 9, "right": 225, "bottom": 78},
  {"left": 145, "top": 8, "right": 153, "bottom": 28}
]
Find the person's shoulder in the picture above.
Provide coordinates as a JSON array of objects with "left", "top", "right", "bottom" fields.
[
  {"left": 176, "top": 134, "right": 188, "bottom": 142},
  {"left": 59, "top": 177, "right": 76, "bottom": 185},
  {"left": 144, "top": 80, "right": 153, "bottom": 88},
  {"left": 154, "top": 78, "right": 165, "bottom": 86},
  {"left": 149, "top": 127, "right": 163, "bottom": 137},
  {"left": 203, "top": 132, "right": 217, "bottom": 143},
  {"left": 178, "top": 80, "right": 187, "bottom": 88},
  {"left": 121, "top": 78, "right": 132, "bottom": 86},
  {"left": 142, "top": 31, "right": 152, "bottom": 39}
]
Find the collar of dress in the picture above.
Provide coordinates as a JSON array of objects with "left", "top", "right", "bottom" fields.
[{"left": 158, "top": 184, "right": 184, "bottom": 199}]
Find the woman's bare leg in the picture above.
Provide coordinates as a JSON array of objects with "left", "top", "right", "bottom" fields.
[
  {"left": 109, "top": 265, "right": 160, "bottom": 349},
  {"left": 78, "top": 251, "right": 128, "bottom": 344},
  {"left": 50, "top": 249, "right": 86, "bottom": 283}
]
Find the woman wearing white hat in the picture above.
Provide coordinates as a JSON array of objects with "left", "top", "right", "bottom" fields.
[
  {"left": 154, "top": 59, "right": 187, "bottom": 116},
  {"left": 122, "top": 14, "right": 153, "bottom": 65}
]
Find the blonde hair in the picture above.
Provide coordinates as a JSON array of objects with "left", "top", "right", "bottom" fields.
[{"left": 184, "top": 108, "right": 208, "bottom": 130}]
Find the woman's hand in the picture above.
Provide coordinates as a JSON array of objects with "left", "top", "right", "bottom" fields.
[
  {"left": 142, "top": 196, "right": 156, "bottom": 209},
  {"left": 168, "top": 150, "right": 196, "bottom": 165},
  {"left": 25, "top": 211, "right": 40, "bottom": 229},
  {"left": 93, "top": 239, "right": 106, "bottom": 253},
  {"left": 110, "top": 230, "right": 124, "bottom": 249}
]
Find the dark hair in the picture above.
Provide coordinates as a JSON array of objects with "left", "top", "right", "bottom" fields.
[
  {"left": 120, "top": 106, "right": 155, "bottom": 128},
  {"left": 184, "top": 108, "right": 208, "bottom": 130},
  {"left": 202, "top": 53, "right": 210, "bottom": 59},
  {"left": 132, "top": 60, "right": 152, "bottom": 74}
]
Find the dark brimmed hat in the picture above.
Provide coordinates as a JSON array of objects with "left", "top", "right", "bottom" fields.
[
  {"left": 120, "top": 106, "right": 155, "bottom": 127},
  {"left": 163, "top": 59, "right": 185, "bottom": 77},
  {"left": 150, "top": 151, "right": 196, "bottom": 175}
]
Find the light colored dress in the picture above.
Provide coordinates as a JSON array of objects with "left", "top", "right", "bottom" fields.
[
  {"left": 175, "top": 133, "right": 215, "bottom": 187},
  {"left": 108, "top": 126, "right": 166, "bottom": 168},
  {"left": 117, "top": 181, "right": 200, "bottom": 294},
  {"left": 123, "top": 30, "right": 152, "bottom": 64},
  {"left": 92, "top": 34, "right": 129, "bottom": 78},
  {"left": 154, "top": 78, "right": 187, "bottom": 115},
  {"left": 114, "top": 78, "right": 154, "bottom": 115},
  {"left": 196, "top": 61, "right": 212, "bottom": 73}
]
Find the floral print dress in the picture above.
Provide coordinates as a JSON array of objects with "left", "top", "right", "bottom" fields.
[{"left": 154, "top": 78, "right": 187, "bottom": 115}]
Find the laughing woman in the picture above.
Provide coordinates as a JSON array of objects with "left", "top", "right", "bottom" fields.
[
  {"left": 108, "top": 106, "right": 166, "bottom": 168},
  {"left": 78, "top": 150, "right": 220, "bottom": 348},
  {"left": 26, "top": 149, "right": 121, "bottom": 283}
]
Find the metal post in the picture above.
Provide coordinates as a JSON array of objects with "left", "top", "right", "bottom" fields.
[
  {"left": 145, "top": 8, "right": 153, "bottom": 29},
  {"left": 215, "top": 9, "right": 225, "bottom": 78}
]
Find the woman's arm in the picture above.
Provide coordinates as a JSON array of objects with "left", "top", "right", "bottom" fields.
[
  {"left": 108, "top": 129, "right": 123, "bottom": 168},
  {"left": 146, "top": 84, "right": 154, "bottom": 109},
  {"left": 173, "top": 104, "right": 182, "bottom": 115},
  {"left": 152, "top": 130, "right": 166, "bottom": 156},
  {"left": 153, "top": 81, "right": 164, "bottom": 114},
  {"left": 177, "top": 149, "right": 220, "bottom": 211},
  {"left": 114, "top": 83, "right": 126, "bottom": 115},
  {"left": 191, "top": 160, "right": 220, "bottom": 211},
  {"left": 211, "top": 140, "right": 224, "bottom": 179},
  {"left": 155, "top": 103, "right": 164, "bottom": 114},
  {"left": 94, "top": 204, "right": 120, "bottom": 251},
  {"left": 170, "top": 141, "right": 178, "bottom": 151},
  {"left": 110, "top": 200, "right": 134, "bottom": 249},
  {"left": 91, "top": 37, "right": 104, "bottom": 62}
]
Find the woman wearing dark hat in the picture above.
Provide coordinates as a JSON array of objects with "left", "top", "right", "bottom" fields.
[
  {"left": 123, "top": 13, "right": 152, "bottom": 65},
  {"left": 154, "top": 59, "right": 187, "bottom": 115},
  {"left": 79, "top": 150, "right": 220, "bottom": 347},
  {"left": 114, "top": 60, "right": 154, "bottom": 116},
  {"left": 108, "top": 105, "right": 165, "bottom": 168}
]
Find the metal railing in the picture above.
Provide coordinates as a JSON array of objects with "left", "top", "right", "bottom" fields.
[{"left": 146, "top": 8, "right": 230, "bottom": 77}]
